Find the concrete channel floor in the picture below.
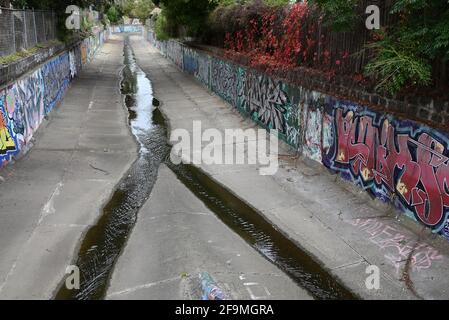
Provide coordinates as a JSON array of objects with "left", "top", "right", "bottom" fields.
[
  {"left": 129, "top": 35, "right": 449, "bottom": 300},
  {"left": 106, "top": 164, "right": 311, "bottom": 300},
  {"left": 0, "top": 36, "right": 137, "bottom": 299}
]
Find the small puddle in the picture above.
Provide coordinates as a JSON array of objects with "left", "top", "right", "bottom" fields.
[{"left": 55, "top": 37, "right": 356, "bottom": 300}]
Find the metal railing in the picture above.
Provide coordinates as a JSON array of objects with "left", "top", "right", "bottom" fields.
[{"left": 0, "top": 7, "right": 57, "bottom": 57}]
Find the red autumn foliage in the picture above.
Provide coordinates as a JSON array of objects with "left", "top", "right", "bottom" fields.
[{"left": 221, "top": 1, "right": 360, "bottom": 84}]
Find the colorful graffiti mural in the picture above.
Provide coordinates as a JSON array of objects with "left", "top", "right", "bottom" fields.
[
  {"left": 0, "top": 28, "right": 108, "bottom": 168},
  {"left": 15, "top": 70, "right": 45, "bottom": 144},
  {"left": 196, "top": 53, "right": 210, "bottom": 87},
  {"left": 238, "top": 69, "right": 289, "bottom": 137},
  {"left": 182, "top": 47, "right": 198, "bottom": 76},
  {"left": 166, "top": 40, "right": 183, "bottom": 70},
  {"left": 324, "top": 102, "right": 449, "bottom": 231},
  {"left": 145, "top": 29, "right": 449, "bottom": 240},
  {"left": 211, "top": 58, "right": 237, "bottom": 107},
  {"left": 111, "top": 25, "right": 143, "bottom": 34},
  {"left": 182, "top": 47, "right": 210, "bottom": 87},
  {"left": 42, "top": 53, "right": 71, "bottom": 114},
  {"left": 69, "top": 50, "right": 77, "bottom": 78},
  {"left": 0, "top": 92, "right": 18, "bottom": 166}
]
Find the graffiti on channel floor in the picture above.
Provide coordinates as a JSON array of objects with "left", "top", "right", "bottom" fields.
[{"left": 350, "top": 218, "right": 443, "bottom": 273}]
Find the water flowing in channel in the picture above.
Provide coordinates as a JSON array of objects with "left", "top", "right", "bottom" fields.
[{"left": 55, "top": 39, "right": 170, "bottom": 300}]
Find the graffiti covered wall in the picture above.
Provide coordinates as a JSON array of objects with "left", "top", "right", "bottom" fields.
[
  {"left": 211, "top": 58, "right": 237, "bottom": 107},
  {"left": 0, "top": 93, "right": 19, "bottom": 164},
  {"left": 111, "top": 25, "right": 143, "bottom": 34},
  {"left": 182, "top": 47, "right": 210, "bottom": 87},
  {"left": 42, "top": 53, "right": 71, "bottom": 114},
  {"left": 166, "top": 40, "right": 183, "bottom": 70},
  {"left": 145, "top": 30, "right": 449, "bottom": 241},
  {"left": 322, "top": 101, "right": 449, "bottom": 232},
  {"left": 0, "top": 28, "right": 108, "bottom": 167}
]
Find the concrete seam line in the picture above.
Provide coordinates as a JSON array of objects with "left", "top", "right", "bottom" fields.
[{"left": 106, "top": 276, "right": 181, "bottom": 298}]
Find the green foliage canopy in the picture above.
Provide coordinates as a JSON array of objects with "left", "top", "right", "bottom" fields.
[
  {"left": 106, "top": 5, "right": 120, "bottom": 24},
  {"left": 120, "top": 0, "right": 155, "bottom": 23},
  {"left": 159, "top": 0, "right": 217, "bottom": 37}
]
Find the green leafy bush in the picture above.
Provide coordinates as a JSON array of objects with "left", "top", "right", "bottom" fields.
[
  {"left": 390, "top": 0, "right": 449, "bottom": 61},
  {"left": 159, "top": 0, "right": 217, "bottom": 37},
  {"left": 364, "top": 0, "right": 449, "bottom": 94},
  {"left": 309, "top": 0, "right": 359, "bottom": 32},
  {"left": 155, "top": 12, "right": 170, "bottom": 40},
  {"left": 364, "top": 36, "right": 432, "bottom": 95},
  {"left": 106, "top": 6, "right": 120, "bottom": 24}
]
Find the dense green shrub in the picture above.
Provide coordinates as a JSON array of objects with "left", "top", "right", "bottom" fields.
[
  {"left": 159, "top": 0, "right": 217, "bottom": 37},
  {"left": 155, "top": 12, "right": 170, "bottom": 40},
  {"left": 309, "top": 0, "right": 359, "bottom": 32},
  {"left": 310, "top": 0, "right": 449, "bottom": 93},
  {"left": 364, "top": 35, "right": 432, "bottom": 94},
  {"left": 106, "top": 6, "right": 120, "bottom": 24}
]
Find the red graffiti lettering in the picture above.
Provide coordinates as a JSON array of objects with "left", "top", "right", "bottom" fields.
[{"left": 335, "top": 109, "right": 449, "bottom": 227}]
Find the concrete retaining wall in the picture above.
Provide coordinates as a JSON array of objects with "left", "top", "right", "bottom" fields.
[
  {"left": 146, "top": 30, "right": 449, "bottom": 242},
  {"left": 0, "top": 28, "right": 109, "bottom": 168}
]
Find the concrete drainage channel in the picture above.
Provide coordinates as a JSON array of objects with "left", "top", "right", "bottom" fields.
[{"left": 55, "top": 37, "right": 356, "bottom": 300}]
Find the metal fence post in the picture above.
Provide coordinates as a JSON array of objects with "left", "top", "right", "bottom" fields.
[
  {"left": 52, "top": 10, "right": 55, "bottom": 40},
  {"left": 11, "top": 10, "right": 16, "bottom": 53},
  {"left": 42, "top": 11, "right": 45, "bottom": 42},
  {"left": 33, "top": 9, "right": 37, "bottom": 45},
  {"left": 23, "top": 10, "right": 28, "bottom": 49}
]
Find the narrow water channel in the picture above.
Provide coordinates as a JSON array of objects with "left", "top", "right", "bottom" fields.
[
  {"left": 55, "top": 37, "right": 356, "bottom": 300},
  {"left": 55, "top": 39, "right": 170, "bottom": 300}
]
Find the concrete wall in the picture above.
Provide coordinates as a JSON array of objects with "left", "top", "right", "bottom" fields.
[
  {"left": 146, "top": 30, "right": 449, "bottom": 242},
  {"left": 0, "top": 28, "right": 109, "bottom": 168}
]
